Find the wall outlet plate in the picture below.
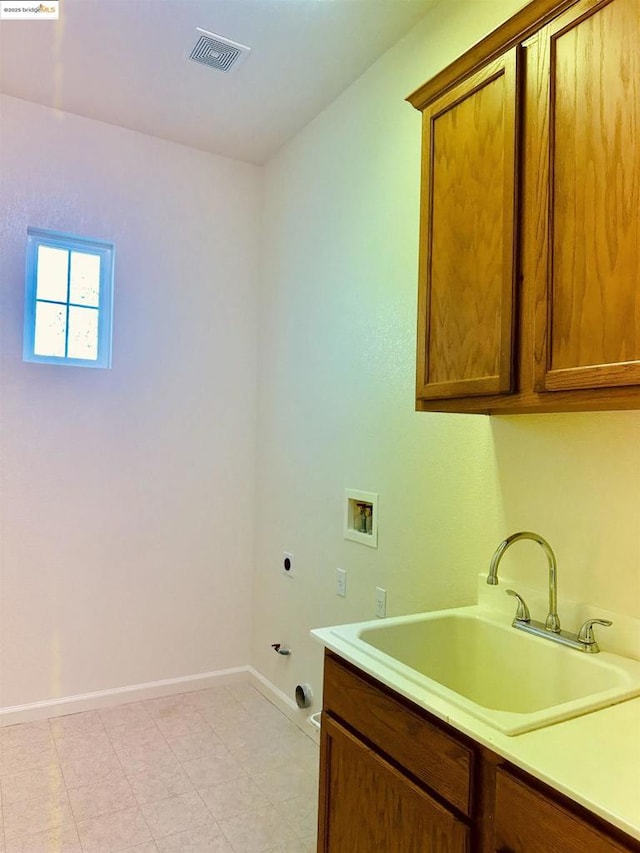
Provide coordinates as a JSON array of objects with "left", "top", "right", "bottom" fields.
[
  {"left": 336, "top": 567, "right": 347, "bottom": 597},
  {"left": 282, "top": 552, "right": 294, "bottom": 577},
  {"left": 376, "top": 587, "right": 387, "bottom": 618}
]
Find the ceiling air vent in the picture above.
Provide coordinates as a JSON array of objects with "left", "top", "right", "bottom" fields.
[{"left": 189, "top": 28, "right": 251, "bottom": 73}]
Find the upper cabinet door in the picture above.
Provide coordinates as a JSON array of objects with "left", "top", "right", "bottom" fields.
[
  {"left": 534, "top": 0, "right": 640, "bottom": 392},
  {"left": 416, "top": 47, "right": 520, "bottom": 400}
]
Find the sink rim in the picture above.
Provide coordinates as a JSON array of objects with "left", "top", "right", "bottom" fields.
[{"left": 316, "top": 606, "right": 640, "bottom": 736}]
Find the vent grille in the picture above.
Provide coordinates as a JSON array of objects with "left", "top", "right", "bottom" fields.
[{"left": 190, "top": 29, "right": 250, "bottom": 73}]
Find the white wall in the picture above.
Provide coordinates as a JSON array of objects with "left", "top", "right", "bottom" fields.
[
  {"left": 253, "top": 0, "right": 640, "bottom": 715},
  {"left": 0, "top": 95, "right": 261, "bottom": 708},
  {"left": 490, "top": 412, "right": 640, "bottom": 616},
  {"left": 1, "top": 0, "right": 639, "bottom": 719}
]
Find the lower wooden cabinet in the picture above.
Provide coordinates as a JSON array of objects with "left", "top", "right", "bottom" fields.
[
  {"left": 318, "top": 715, "right": 469, "bottom": 852},
  {"left": 493, "top": 769, "right": 639, "bottom": 853},
  {"left": 318, "top": 651, "right": 640, "bottom": 853}
]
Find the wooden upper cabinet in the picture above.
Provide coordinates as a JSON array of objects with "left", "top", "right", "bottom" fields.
[
  {"left": 410, "top": 0, "right": 640, "bottom": 413},
  {"left": 416, "top": 48, "right": 520, "bottom": 400},
  {"left": 530, "top": 0, "right": 640, "bottom": 393}
]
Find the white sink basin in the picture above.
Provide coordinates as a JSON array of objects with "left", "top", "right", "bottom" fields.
[{"left": 315, "top": 608, "right": 640, "bottom": 735}]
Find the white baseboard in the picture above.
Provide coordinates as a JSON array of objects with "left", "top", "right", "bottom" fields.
[
  {"left": 0, "top": 666, "right": 322, "bottom": 745},
  {"left": 0, "top": 666, "right": 251, "bottom": 727}
]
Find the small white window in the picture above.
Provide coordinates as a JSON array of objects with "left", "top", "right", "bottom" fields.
[{"left": 23, "top": 227, "right": 115, "bottom": 368}]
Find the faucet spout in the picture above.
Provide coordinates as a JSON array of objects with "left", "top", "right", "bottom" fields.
[{"left": 487, "top": 531, "right": 560, "bottom": 633}]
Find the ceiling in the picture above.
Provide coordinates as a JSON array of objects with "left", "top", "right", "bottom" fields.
[{"left": 0, "top": 0, "right": 438, "bottom": 164}]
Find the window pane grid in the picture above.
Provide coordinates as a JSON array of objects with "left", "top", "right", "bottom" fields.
[
  {"left": 36, "top": 245, "right": 69, "bottom": 302},
  {"left": 33, "top": 248, "right": 101, "bottom": 361},
  {"left": 25, "top": 227, "right": 114, "bottom": 368},
  {"left": 35, "top": 298, "right": 100, "bottom": 310},
  {"left": 70, "top": 251, "right": 100, "bottom": 307}
]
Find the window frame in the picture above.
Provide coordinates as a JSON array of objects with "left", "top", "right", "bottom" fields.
[{"left": 23, "top": 227, "right": 115, "bottom": 368}]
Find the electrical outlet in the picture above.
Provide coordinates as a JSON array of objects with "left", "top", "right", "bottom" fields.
[
  {"left": 282, "top": 552, "right": 294, "bottom": 578},
  {"left": 376, "top": 587, "right": 387, "bottom": 618},
  {"left": 336, "top": 568, "right": 347, "bottom": 597}
]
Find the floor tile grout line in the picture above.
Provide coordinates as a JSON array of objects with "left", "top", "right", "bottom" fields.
[
  {"left": 57, "top": 707, "right": 154, "bottom": 849},
  {"left": 45, "top": 714, "right": 77, "bottom": 847},
  {"left": 1, "top": 688, "right": 319, "bottom": 852},
  {"left": 52, "top": 715, "right": 125, "bottom": 850},
  {"left": 99, "top": 699, "right": 223, "bottom": 849},
  {"left": 100, "top": 707, "right": 161, "bottom": 852}
]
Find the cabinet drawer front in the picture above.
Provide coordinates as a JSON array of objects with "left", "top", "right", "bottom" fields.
[
  {"left": 494, "top": 768, "right": 638, "bottom": 853},
  {"left": 323, "top": 652, "right": 473, "bottom": 816},
  {"left": 319, "top": 715, "right": 470, "bottom": 853}
]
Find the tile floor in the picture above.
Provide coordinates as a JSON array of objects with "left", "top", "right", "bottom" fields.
[{"left": 0, "top": 683, "right": 319, "bottom": 852}]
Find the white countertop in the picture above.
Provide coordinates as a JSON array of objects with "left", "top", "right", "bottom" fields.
[
  {"left": 496, "top": 697, "right": 640, "bottom": 839},
  {"left": 312, "top": 602, "right": 640, "bottom": 841}
]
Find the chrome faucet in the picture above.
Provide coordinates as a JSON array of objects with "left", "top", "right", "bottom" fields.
[
  {"left": 487, "top": 532, "right": 612, "bottom": 653},
  {"left": 487, "top": 531, "right": 560, "bottom": 632}
]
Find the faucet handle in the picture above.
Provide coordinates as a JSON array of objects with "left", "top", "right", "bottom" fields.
[
  {"left": 577, "top": 618, "right": 612, "bottom": 648},
  {"left": 506, "top": 589, "right": 531, "bottom": 623}
]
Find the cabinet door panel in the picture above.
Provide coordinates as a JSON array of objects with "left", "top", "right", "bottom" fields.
[
  {"left": 494, "top": 768, "right": 637, "bottom": 853},
  {"left": 322, "top": 652, "right": 473, "bottom": 816},
  {"left": 535, "top": 0, "right": 640, "bottom": 391},
  {"left": 416, "top": 47, "right": 520, "bottom": 400},
  {"left": 318, "top": 715, "right": 470, "bottom": 853}
]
